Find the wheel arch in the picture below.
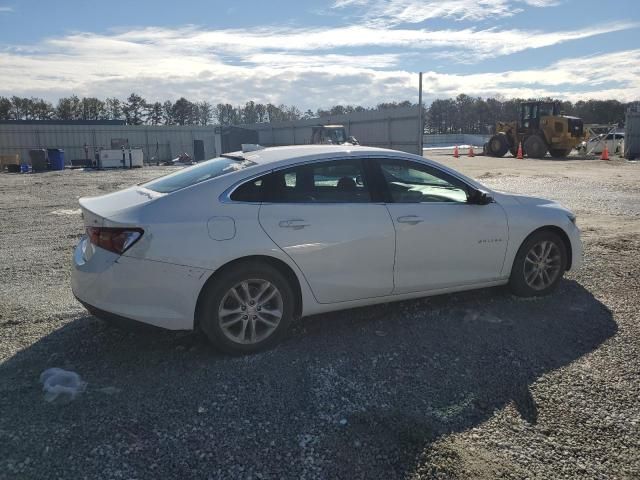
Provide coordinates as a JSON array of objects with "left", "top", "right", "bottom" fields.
[
  {"left": 517, "top": 225, "right": 573, "bottom": 272},
  {"left": 194, "top": 255, "right": 304, "bottom": 330}
]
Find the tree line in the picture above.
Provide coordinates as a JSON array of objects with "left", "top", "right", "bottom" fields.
[
  {"left": 425, "top": 94, "right": 635, "bottom": 134},
  {"left": 0, "top": 93, "right": 413, "bottom": 126},
  {"left": 0, "top": 92, "right": 634, "bottom": 131}
]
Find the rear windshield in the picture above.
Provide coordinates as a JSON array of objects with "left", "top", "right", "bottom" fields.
[{"left": 143, "top": 157, "right": 256, "bottom": 193}]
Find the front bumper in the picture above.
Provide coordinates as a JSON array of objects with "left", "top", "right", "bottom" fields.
[
  {"left": 567, "top": 222, "right": 583, "bottom": 271},
  {"left": 71, "top": 236, "right": 211, "bottom": 330}
]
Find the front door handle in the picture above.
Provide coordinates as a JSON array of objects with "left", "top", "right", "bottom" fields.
[
  {"left": 397, "top": 215, "right": 424, "bottom": 225},
  {"left": 278, "top": 219, "right": 311, "bottom": 230}
]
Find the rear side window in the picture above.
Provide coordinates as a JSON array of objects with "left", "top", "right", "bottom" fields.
[
  {"left": 230, "top": 159, "right": 370, "bottom": 203},
  {"left": 143, "top": 157, "right": 256, "bottom": 193}
]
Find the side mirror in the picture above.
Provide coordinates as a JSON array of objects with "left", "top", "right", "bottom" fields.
[{"left": 469, "top": 189, "right": 493, "bottom": 205}]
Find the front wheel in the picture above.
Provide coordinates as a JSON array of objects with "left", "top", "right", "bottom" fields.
[
  {"left": 524, "top": 135, "right": 548, "bottom": 159},
  {"left": 509, "top": 231, "right": 567, "bottom": 297},
  {"left": 488, "top": 134, "right": 509, "bottom": 157},
  {"left": 198, "top": 263, "right": 295, "bottom": 354}
]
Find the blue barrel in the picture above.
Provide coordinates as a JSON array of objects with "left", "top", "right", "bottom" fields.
[{"left": 47, "top": 149, "right": 65, "bottom": 170}]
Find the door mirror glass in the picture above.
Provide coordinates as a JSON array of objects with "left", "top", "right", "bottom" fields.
[{"left": 468, "top": 189, "right": 494, "bottom": 205}]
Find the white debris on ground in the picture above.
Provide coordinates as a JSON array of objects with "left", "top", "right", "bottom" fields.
[
  {"left": 39, "top": 368, "right": 87, "bottom": 403},
  {"left": 49, "top": 209, "right": 81, "bottom": 216}
]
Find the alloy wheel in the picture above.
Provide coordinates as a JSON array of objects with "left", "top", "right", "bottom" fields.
[
  {"left": 218, "top": 279, "right": 284, "bottom": 344},
  {"left": 523, "top": 240, "right": 562, "bottom": 290}
]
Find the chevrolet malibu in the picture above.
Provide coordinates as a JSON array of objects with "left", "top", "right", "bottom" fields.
[{"left": 72, "top": 145, "right": 582, "bottom": 354}]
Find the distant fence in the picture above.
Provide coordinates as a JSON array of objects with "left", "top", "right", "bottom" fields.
[{"left": 245, "top": 106, "right": 422, "bottom": 155}]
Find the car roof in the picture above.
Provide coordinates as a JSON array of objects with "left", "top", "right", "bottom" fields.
[{"left": 230, "top": 145, "right": 411, "bottom": 165}]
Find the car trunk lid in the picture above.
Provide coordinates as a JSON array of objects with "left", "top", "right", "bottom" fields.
[{"left": 79, "top": 186, "right": 164, "bottom": 227}]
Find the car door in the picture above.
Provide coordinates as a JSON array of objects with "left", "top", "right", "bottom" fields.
[
  {"left": 257, "top": 158, "right": 395, "bottom": 304},
  {"left": 376, "top": 158, "right": 508, "bottom": 294}
]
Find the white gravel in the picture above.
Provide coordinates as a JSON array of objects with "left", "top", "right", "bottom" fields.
[{"left": 0, "top": 157, "right": 638, "bottom": 479}]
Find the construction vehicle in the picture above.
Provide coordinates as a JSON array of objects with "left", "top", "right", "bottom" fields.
[
  {"left": 311, "top": 125, "right": 358, "bottom": 145},
  {"left": 484, "top": 101, "right": 585, "bottom": 159}
]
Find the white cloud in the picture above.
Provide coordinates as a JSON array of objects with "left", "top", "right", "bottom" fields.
[
  {"left": 14, "top": 21, "right": 633, "bottom": 61},
  {"left": 419, "top": 50, "right": 640, "bottom": 102},
  {"left": 0, "top": 25, "right": 638, "bottom": 108},
  {"left": 332, "top": 0, "right": 561, "bottom": 25},
  {"left": 0, "top": 6, "right": 14, "bottom": 13}
]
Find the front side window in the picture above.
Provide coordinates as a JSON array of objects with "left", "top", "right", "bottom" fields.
[
  {"left": 378, "top": 159, "right": 468, "bottom": 203},
  {"left": 144, "top": 157, "right": 256, "bottom": 193},
  {"left": 231, "top": 159, "right": 370, "bottom": 203}
]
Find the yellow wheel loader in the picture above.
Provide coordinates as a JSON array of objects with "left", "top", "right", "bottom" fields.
[{"left": 484, "top": 102, "right": 585, "bottom": 159}]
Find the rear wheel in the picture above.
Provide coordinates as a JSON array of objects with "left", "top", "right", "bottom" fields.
[
  {"left": 549, "top": 148, "right": 572, "bottom": 159},
  {"left": 488, "top": 134, "right": 509, "bottom": 157},
  {"left": 509, "top": 231, "right": 567, "bottom": 297},
  {"left": 524, "top": 135, "right": 548, "bottom": 159},
  {"left": 198, "top": 263, "right": 295, "bottom": 354}
]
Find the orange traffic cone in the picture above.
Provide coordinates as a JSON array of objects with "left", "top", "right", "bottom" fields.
[
  {"left": 600, "top": 143, "right": 609, "bottom": 161},
  {"left": 468, "top": 145, "right": 475, "bottom": 157},
  {"left": 517, "top": 141, "right": 523, "bottom": 159},
  {"left": 453, "top": 145, "right": 459, "bottom": 158}
]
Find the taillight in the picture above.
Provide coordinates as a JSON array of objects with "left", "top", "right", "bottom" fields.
[{"left": 86, "top": 227, "right": 143, "bottom": 254}]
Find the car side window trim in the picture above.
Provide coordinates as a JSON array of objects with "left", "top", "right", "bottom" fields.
[{"left": 223, "top": 154, "right": 478, "bottom": 205}]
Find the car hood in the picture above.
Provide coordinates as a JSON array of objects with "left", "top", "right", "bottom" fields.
[{"left": 494, "top": 191, "right": 574, "bottom": 214}]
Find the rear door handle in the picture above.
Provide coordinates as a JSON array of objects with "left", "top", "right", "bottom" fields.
[
  {"left": 397, "top": 215, "right": 424, "bottom": 225},
  {"left": 278, "top": 219, "right": 311, "bottom": 230}
]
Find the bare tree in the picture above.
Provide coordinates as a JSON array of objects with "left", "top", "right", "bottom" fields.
[
  {"left": 123, "top": 93, "right": 146, "bottom": 125},
  {"left": 105, "top": 97, "right": 123, "bottom": 120},
  {"left": 147, "top": 102, "right": 164, "bottom": 125}
]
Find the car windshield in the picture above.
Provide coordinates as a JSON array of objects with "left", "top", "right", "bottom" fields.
[{"left": 143, "top": 157, "right": 256, "bottom": 193}]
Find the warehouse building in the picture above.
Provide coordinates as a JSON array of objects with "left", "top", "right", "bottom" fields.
[{"left": 0, "top": 106, "right": 421, "bottom": 168}]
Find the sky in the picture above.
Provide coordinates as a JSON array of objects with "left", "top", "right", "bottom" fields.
[{"left": 0, "top": 0, "right": 638, "bottom": 109}]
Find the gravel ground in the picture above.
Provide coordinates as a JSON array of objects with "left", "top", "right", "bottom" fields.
[{"left": 0, "top": 155, "right": 639, "bottom": 479}]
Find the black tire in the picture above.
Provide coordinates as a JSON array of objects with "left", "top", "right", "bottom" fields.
[
  {"left": 509, "top": 230, "right": 568, "bottom": 297},
  {"left": 524, "top": 135, "right": 548, "bottom": 159},
  {"left": 488, "top": 134, "right": 509, "bottom": 157},
  {"left": 549, "top": 148, "right": 572, "bottom": 159},
  {"left": 197, "top": 262, "right": 295, "bottom": 355}
]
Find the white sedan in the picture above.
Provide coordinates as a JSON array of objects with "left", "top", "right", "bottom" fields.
[{"left": 72, "top": 145, "right": 582, "bottom": 354}]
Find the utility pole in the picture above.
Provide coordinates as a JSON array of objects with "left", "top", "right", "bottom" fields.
[{"left": 418, "top": 72, "right": 423, "bottom": 155}]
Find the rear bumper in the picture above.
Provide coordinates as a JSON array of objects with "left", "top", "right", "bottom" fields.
[
  {"left": 76, "top": 298, "right": 160, "bottom": 331},
  {"left": 71, "top": 236, "right": 211, "bottom": 330}
]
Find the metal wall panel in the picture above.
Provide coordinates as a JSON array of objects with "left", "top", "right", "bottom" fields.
[
  {"left": 625, "top": 111, "right": 640, "bottom": 160},
  {"left": 246, "top": 106, "right": 421, "bottom": 155},
  {"left": 0, "top": 124, "right": 217, "bottom": 165}
]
